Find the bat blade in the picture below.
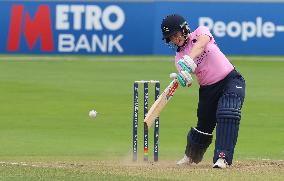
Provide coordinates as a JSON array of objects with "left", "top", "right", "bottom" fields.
[{"left": 144, "top": 79, "right": 179, "bottom": 128}]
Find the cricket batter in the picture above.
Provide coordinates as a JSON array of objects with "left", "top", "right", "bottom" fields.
[{"left": 161, "top": 14, "right": 246, "bottom": 168}]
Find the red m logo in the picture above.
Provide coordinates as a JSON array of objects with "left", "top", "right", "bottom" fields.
[{"left": 7, "top": 5, "right": 54, "bottom": 52}]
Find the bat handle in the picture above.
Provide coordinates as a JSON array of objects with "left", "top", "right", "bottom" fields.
[{"left": 144, "top": 122, "right": 148, "bottom": 129}]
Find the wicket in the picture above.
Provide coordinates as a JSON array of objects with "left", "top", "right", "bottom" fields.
[{"left": 133, "top": 80, "right": 160, "bottom": 162}]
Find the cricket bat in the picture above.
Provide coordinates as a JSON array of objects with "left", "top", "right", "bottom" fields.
[{"left": 144, "top": 79, "right": 179, "bottom": 128}]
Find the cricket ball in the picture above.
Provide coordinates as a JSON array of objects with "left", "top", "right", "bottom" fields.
[{"left": 89, "top": 110, "right": 97, "bottom": 119}]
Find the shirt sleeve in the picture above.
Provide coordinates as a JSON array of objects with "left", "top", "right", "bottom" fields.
[{"left": 195, "top": 26, "right": 214, "bottom": 43}]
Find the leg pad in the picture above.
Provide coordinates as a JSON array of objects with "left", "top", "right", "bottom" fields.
[
  {"left": 214, "top": 93, "right": 243, "bottom": 165},
  {"left": 185, "top": 127, "right": 213, "bottom": 164}
]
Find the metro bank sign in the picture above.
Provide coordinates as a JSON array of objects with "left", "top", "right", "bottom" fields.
[{"left": 6, "top": 4, "right": 125, "bottom": 54}]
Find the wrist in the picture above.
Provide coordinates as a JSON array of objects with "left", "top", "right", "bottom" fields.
[
  {"left": 181, "top": 55, "right": 197, "bottom": 73},
  {"left": 183, "top": 55, "right": 193, "bottom": 62}
]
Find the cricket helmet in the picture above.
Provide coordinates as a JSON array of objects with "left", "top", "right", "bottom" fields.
[{"left": 161, "top": 14, "right": 191, "bottom": 43}]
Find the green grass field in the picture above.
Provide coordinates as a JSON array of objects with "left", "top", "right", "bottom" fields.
[{"left": 0, "top": 56, "right": 283, "bottom": 180}]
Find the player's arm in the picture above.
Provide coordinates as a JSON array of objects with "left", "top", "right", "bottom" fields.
[
  {"left": 188, "top": 35, "right": 210, "bottom": 59},
  {"left": 177, "top": 34, "right": 210, "bottom": 75}
]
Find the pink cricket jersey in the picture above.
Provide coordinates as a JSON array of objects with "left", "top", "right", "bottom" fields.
[{"left": 175, "top": 26, "right": 234, "bottom": 86}]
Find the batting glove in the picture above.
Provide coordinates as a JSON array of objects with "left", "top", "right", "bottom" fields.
[
  {"left": 177, "top": 70, "right": 193, "bottom": 87},
  {"left": 178, "top": 55, "right": 197, "bottom": 74}
]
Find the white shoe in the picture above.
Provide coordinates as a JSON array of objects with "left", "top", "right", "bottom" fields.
[
  {"left": 213, "top": 158, "right": 228, "bottom": 168},
  {"left": 176, "top": 155, "right": 192, "bottom": 165}
]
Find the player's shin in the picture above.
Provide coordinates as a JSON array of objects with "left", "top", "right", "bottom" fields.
[
  {"left": 214, "top": 93, "right": 243, "bottom": 165},
  {"left": 185, "top": 127, "right": 213, "bottom": 164}
]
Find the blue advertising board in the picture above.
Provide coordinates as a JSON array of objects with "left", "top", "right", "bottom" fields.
[
  {"left": 154, "top": 2, "right": 284, "bottom": 55},
  {"left": 0, "top": 1, "right": 283, "bottom": 55}
]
